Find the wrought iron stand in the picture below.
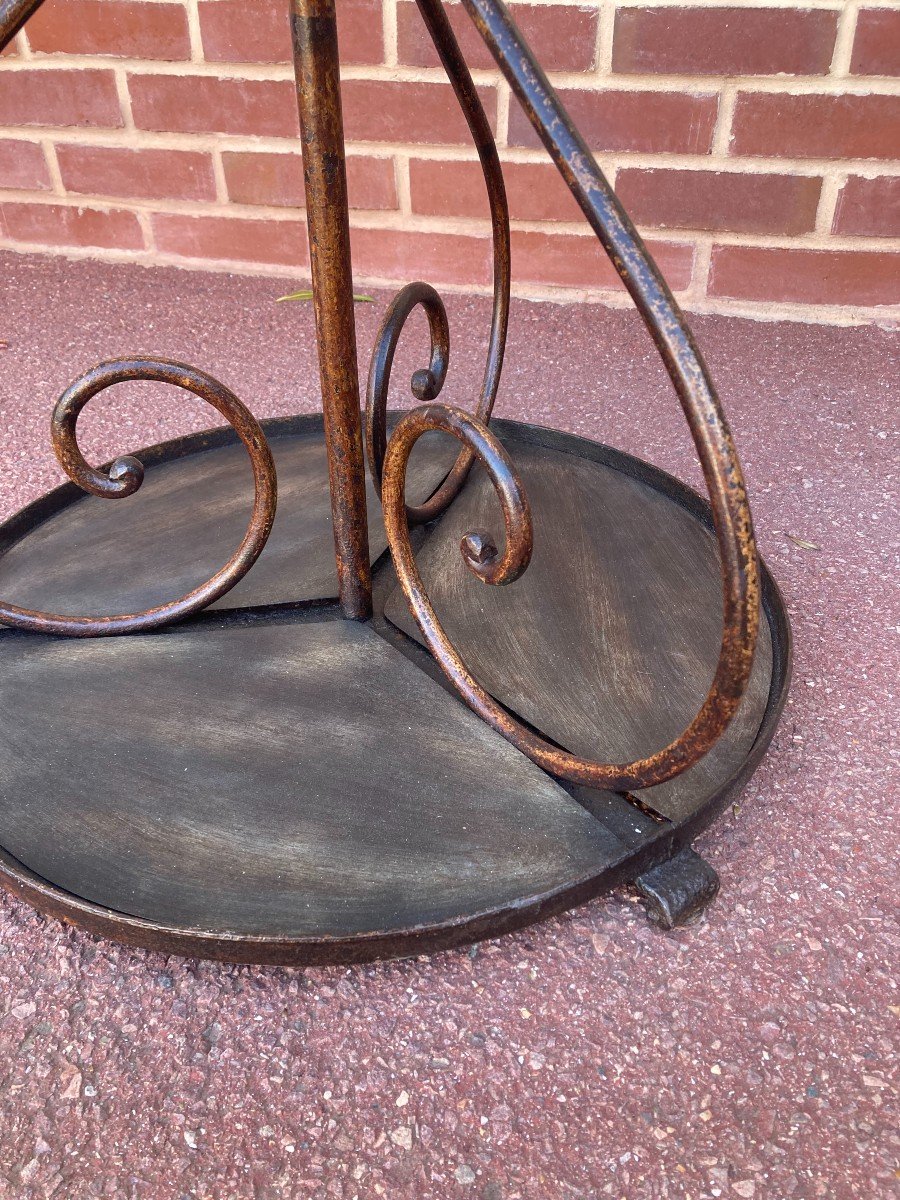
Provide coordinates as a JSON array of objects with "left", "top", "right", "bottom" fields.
[{"left": 0, "top": 0, "right": 791, "bottom": 964}]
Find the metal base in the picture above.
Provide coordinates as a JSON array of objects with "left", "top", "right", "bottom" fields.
[
  {"left": 635, "top": 849, "right": 721, "bottom": 929},
  {"left": 0, "top": 416, "right": 791, "bottom": 964}
]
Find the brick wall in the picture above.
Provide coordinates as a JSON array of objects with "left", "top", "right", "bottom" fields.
[{"left": 1, "top": 0, "right": 898, "bottom": 323}]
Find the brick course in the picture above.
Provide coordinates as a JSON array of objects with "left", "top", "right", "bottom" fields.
[
  {"left": 612, "top": 6, "right": 839, "bottom": 77},
  {"left": 26, "top": 0, "right": 191, "bottom": 60},
  {"left": 0, "top": 0, "right": 898, "bottom": 322},
  {"left": 56, "top": 143, "right": 217, "bottom": 202},
  {"left": 0, "top": 137, "right": 51, "bottom": 190},
  {"left": 397, "top": 0, "right": 598, "bottom": 72}
]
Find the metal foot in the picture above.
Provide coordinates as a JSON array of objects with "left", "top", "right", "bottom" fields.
[{"left": 635, "top": 848, "right": 720, "bottom": 928}]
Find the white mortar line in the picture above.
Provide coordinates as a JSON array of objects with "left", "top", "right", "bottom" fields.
[
  {"left": 185, "top": 0, "right": 205, "bottom": 64},
  {"left": 384, "top": 0, "right": 399, "bottom": 68},
  {"left": 815, "top": 172, "right": 847, "bottom": 235},
  {"left": 595, "top": 0, "right": 615, "bottom": 77},
  {"left": 830, "top": 0, "right": 860, "bottom": 77},
  {"left": 395, "top": 153, "right": 412, "bottom": 216},
  {"left": 710, "top": 85, "right": 736, "bottom": 156},
  {"left": 39, "top": 139, "right": 64, "bottom": 195}
]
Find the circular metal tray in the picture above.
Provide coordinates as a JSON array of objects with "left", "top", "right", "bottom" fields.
[{"left": 0, "top": 416, "right": 791, "bottom": 964}]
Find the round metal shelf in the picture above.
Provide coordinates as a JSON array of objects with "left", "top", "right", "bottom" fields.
[{"left": 0, "top": 417, "right": 790, "bottom": 964}]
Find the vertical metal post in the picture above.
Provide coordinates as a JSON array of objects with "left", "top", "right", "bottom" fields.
[{"left": 290, "top": 0, "right": 372, "bottom": 619}]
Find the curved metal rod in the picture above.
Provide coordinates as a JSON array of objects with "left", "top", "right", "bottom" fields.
[
  {"left": 385, "top": 403, "right": 756, "bottom": 792},
  {"left": 388, "top": 403, "right": 763, "bottom": 792},
  {"left": 366, "top": 281, "right": 450, "bottom": 524},
  {"left": 0, "top": 358, "right": 277, "bottom": 637},
  {"left": 412, "top": 0, "right": 759, "bottom": 780},
  {"left": 365, "top": 0, "right": 510, "bottom": 524}
]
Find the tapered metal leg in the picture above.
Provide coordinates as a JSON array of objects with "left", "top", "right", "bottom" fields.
[{"left": 290, "top": 0, "right": 372, "bottom": 619}]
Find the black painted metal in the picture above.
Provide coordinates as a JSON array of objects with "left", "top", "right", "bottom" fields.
[{"left": 635, "top": 850, "right": 722, "bottom": 929}]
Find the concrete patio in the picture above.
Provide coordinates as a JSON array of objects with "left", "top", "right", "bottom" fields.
[{"left": 0, "top": 251, "right": 896, "bottom": 1199}]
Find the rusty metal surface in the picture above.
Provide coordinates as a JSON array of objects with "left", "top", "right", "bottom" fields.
[
  {"left": 383, "top": 420, "right": 776, "bottom": 825},
  {"left": 291, "top": 0, "right": 372, "bottom": 620},
  {"left": 0, "top": 420, "right": 791, "bottom": 965},
  {"left": 0, "top": 0, "right": 789, "bottom": 964},
  {"left": 0, "top": 358, "right": 276, "bottom": 637},
  {"left": 634, "top": 848, "right": 721, "bottom": 929},
  {"left": 0, "top": 416, "right": 456, "bottom": 618},
  {"left": 382, "top": 399, "right": 757, "bottom": 794},
  {"left": 0, "top": 0, "right": 45, "bottom": 50},
  {"left": 376, "top": 0, "right": 763, "bottom": 791},
  {"left": 3, "top": 0, "right": 761, "bottom": 776},
  {"left": 365, "top": 0, "right": 511, "bottom": 523}
]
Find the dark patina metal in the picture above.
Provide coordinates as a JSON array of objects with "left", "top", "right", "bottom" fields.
[
  {"left": 291, "top": 0, "right": 372, "bottom": 620},
  {"left": 0, "top": 0, "right": 791, "bottom": 963},
  {"left": 0, "top": 358, "right": 277, "bottom": 637}
]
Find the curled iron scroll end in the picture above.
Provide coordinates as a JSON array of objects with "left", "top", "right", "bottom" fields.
[
  {"left": 383, "top": 402, "right": 533, "bottom": 592},
  {"left": 105, "top": 455, "right": 146, "bottom": 496},
  {"left": 365, "top": 282, "right": 451, "bottom": 526},
  {"left": 1, "top": 356, "right": 277, "bottom": 638}
]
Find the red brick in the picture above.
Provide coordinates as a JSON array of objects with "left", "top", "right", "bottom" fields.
[
  {"left": 348, "top": 156, "right": 400, "bottom": 211},
  {"left": 832, "top": 175, "right": 900, "bottom": 238},
  {"left": 511, "top": 229, "right": 693, "bottom": 291},
  {"left": 0, "top": 139, "right": 52, "bottom": 190},
  {"left": 221, "top": 150, "right": 397, "bottom": 210},
  {"left": 851, "top": 8, "right": 900, "bottom": 77},
  {"left": 508, "top": 88, "right": 717, "bottom": 154},
  {"left": 612, "top": 6, "right": 838, "bottom": 76},
  {"left": 0, "top": 201, "right": 143, "bottom": 249},
  {"left": 731, "top": 93, "right": 900, "bottom": 161},
  {"left": 0, "top": 68, "right": 123, "bottom": 128},
  {"left": 397, "top": 0, "right": 598, "bottom": 72},
  {"left": 129, "top": 74, "right": 296, "bottom": 138},
  {"left": 56, "top": 144, "right": 216, "bottom": 202},
  {"left": 409, "top": 157, "right": 582, "bottom": 223},
  {"left": 198, "top": 0, "right": 383, "bottom": 66},
  {"left": 342, "top": 80, "right": 497, "bottom": 145},
  {"left": 26, "top": 0, "right": 191, "bottom": 60},
  {"left": 350, "top": 227, "right": 492, "bottom": 287},
  {"left": 614, "top": 168, "right": 822, "bottom": 235},
  {"left": 152, "top": 212, "right": 308, "bottom": 266},
  {"left": 709, "top": 245, "right": 900, "bottom": 307}
]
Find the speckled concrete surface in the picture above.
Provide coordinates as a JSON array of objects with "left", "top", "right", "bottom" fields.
[{"left": 0, "top": 253, "right": 897, "bottom": 1200}]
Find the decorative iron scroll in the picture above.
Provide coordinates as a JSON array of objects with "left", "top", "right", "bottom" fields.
[
  {"left": 379, "top": 0, "right": 761, "bottom": 791},
  {"left": 365, "top": 0, "right": 510, "bottom": 524},
  {"left": 0, "top": 359, "right": 277, "bottom": 637}
]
